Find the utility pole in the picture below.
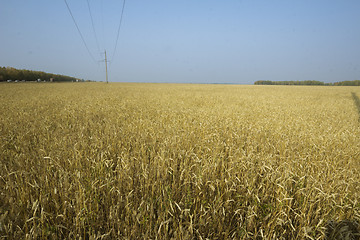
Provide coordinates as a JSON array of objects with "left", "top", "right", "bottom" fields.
[{"left": 104, "top": 50, "right": 109, "bottom": 83}]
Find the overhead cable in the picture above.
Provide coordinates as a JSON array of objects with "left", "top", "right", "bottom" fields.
[
  {"left": 86, "top": 0, "right": 101, "bottom": 53},
  {"left": 110, "top": 0, "right": 126, "bottom": 63},
  {"left": 64, "top": 0, "right": 97, "bottom": 63}
]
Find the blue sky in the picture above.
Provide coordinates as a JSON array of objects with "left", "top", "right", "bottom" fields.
[{"left": 1, "top": 0, "right": 359, "bottom": 83}]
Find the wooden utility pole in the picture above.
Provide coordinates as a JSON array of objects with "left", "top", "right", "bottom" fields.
[{"left": 104, "top": 50, "right": 108, "bottom": 83}]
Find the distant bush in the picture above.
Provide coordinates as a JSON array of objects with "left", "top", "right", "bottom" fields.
[
  {"left": 255, "top": 80, "right": 360, "bottom": 86},
  {"left": 334, "top": 80, "right": 360, "bottom": 86},
  {"left": 254, "top": 80, "right": 325, "bottom": 85}
]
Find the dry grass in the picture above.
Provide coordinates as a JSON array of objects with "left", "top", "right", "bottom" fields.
[{"left": 0, "top": 83, "right": 359, "bottom": 239}]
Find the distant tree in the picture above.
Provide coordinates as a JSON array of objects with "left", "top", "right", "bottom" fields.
[
  {"left": 254, "top": 80, "right": 325, "bottom": 86},
  {"left": 0, "top": 66, "right": 78, "bottom": 82},
  {"left": 254, "top": 80, "right": 273, "bottom": 85},
  {"left": 334, "top": 80, "right": 360, "bottom": 86}
]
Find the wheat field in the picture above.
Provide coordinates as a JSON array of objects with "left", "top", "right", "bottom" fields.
[{"left": 0, "top": 83, "right": 359, "bottom": 239}]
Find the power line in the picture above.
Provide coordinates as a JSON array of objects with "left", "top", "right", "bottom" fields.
[
  {"left": 86, "top": 0, "right": 101, "bottom": 53},
  {"left": 63, "top": 0, "right": 97, "bottom": 63},
  {"left": 110, "top": 0, "right": 126, "bottom": 63},
  {"left": 101, "top": 0, "right": 105, "bottom": 48}
]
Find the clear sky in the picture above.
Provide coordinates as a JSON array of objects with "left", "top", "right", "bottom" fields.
[{"left": 1, "top": 1, "right": 359, "bottom": 84}]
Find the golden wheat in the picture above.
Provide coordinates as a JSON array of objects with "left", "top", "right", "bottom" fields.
[{"left": 0, "top": 83, "right": 359, "bottom": 239}]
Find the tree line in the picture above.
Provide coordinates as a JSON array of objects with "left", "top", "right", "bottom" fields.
[
  {"left": 0, "top": 66, "right": 79, "bottom": 82},
  {"left": 254, "top": 80, "right": 360, "bottom": 86}
]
